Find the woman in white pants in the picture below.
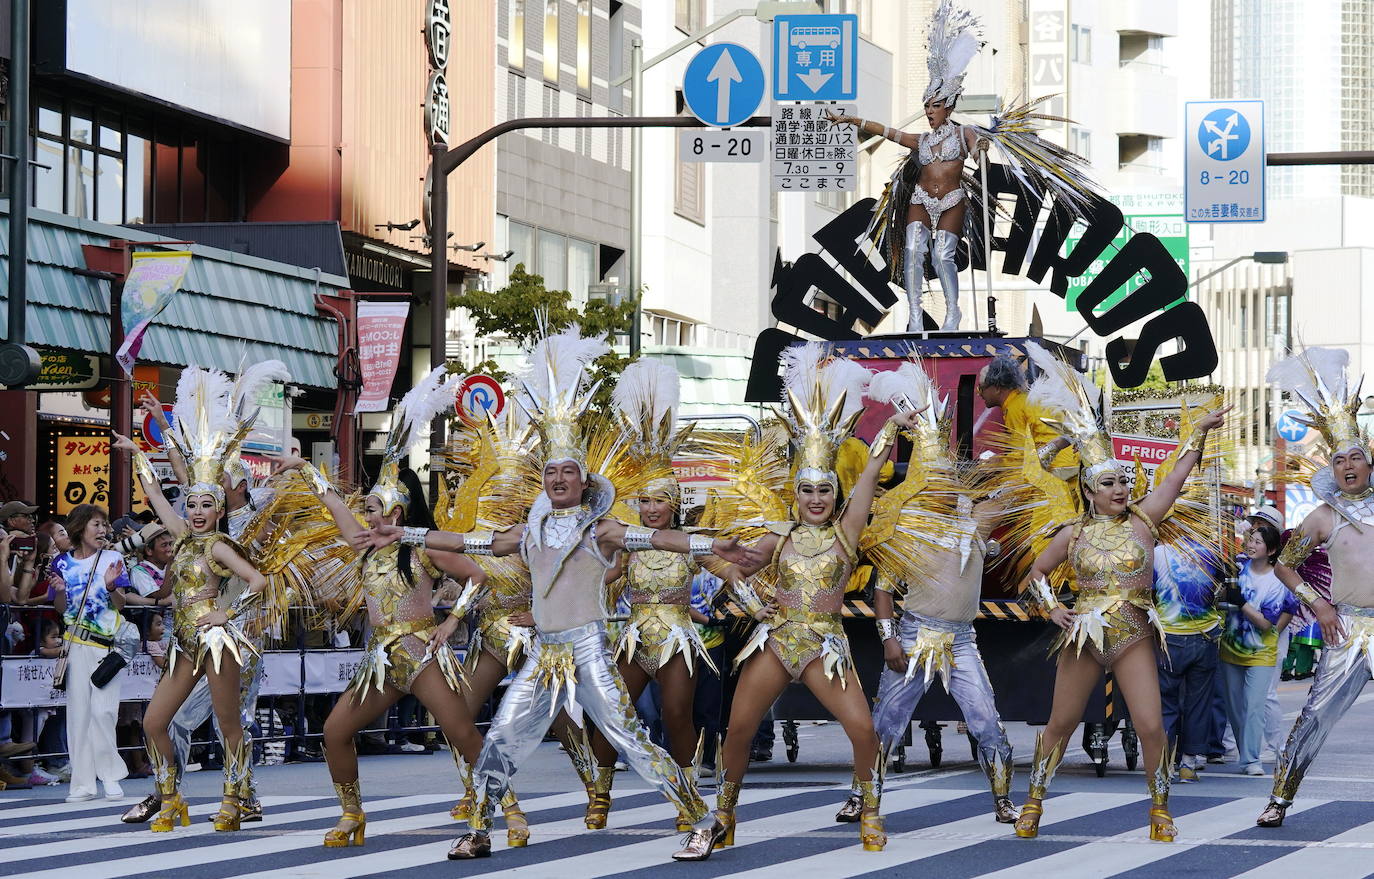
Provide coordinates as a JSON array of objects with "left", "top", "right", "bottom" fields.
[{"left": 50, "top": 504, "right": 130, "bottom": 802}]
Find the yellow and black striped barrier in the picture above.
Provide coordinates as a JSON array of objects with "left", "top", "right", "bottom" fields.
[{"left": 711, "top": 598, "right": 1033, "bottom": 622}]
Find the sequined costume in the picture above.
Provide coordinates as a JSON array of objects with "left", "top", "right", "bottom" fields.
[
  {"left": 1054, "top": 510, "right": 1163, "bottom": 666},
  {"left": 736, "top": 524, "right": 856, "bottom": 682},
  {"left": 164, "top": 532, "right": 259, "bottom": 679},
  {"left": 351, "top": 544, "right": 463, "bottom": 697},
  {"left": 1259, "top": 348, "right": 1374, "bottom": 824},
  {"left": 615, "top": 549, "right": 715, "bottom": 676},
  {"left": 467, "top": 564, "right": 535, "bottom": 673}
]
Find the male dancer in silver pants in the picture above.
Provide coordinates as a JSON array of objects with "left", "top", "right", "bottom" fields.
[{"left": 836, "top": 497, "right": 1017, "bottom": 824}]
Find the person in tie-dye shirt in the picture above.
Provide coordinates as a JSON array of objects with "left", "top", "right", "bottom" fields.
[
  {"left": 1153, "top": 540, "right": 1224, "bottom": 781},
  {"left": 1220, "top": 522, "right": 1297, "bottom": 775}
]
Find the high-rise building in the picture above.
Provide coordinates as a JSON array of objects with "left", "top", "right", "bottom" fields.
[{"left": 1211, "top": 0, "right": 1374, "bottom": 198}]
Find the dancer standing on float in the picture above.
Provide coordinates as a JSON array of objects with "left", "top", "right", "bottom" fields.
[
  {"left": 586, "top": 359, "right": 718, "bottom": 833},
  {"left": 827, "top": 0, "right": 1099, "bottom": 333},
  {"left": 359, "top": 327, "right": 747, "bottom": 861},
  {"left": 1002, "top": 343, "right": 1227, "bottom": 842},
  {"left": 113, "top": 366, "right": 273, "bottom": 833},
  {"left": 832, "top": 358, "right": 1018, "bottom": 826},
  {"left": 293, "top": 366, "right": 493, "bottom": 849},
  {"left": 675, "top": 343, "right": 923, "bottom": 859},
  {"left": 1256, "top": 348, "right": 1374, "bottom": 827}
]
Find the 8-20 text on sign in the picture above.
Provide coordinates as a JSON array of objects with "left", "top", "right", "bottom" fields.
[{"left": 678, "top": 129, "right": 765, "bottom": 163}]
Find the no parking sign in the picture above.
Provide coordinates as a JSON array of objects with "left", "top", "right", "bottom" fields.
[{"left": 456, "top": 374, "right": 504, "bottom": 425}]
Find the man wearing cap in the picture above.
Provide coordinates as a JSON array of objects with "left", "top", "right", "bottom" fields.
[
  {"left": 1, "top": 500, "right": 40, "bottom": 602},
  {"left": 123, "top": 524, "right": 173, "bottom": 616}
]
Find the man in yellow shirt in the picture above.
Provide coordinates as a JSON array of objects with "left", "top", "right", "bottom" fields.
[{"left": 977, "top": 355, "right": 1078, "bottom": 474}]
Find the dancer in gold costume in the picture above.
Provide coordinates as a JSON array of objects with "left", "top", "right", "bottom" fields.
[
  {"left": 587, "top": 359, "right": 716, "bottom": 833},
  {"left": 113, "top": 366, "right": 270, "bottom": 833},
  {"left": 675, "top": 343, "right": 922, "bottom": 860},
  {"left": 1005, "top": 343, "right": 1228, "bottom": 842},
  {"left": 294, "top": 366, "right": 492, "bottom": 849}
]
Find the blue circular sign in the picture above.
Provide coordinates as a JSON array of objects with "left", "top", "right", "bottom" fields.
[
  {"left": 682, "top": 43, "right": 766, "bottom": 128},
  {"left": 1275, "top": 409, "right": 1309, "bottom": 443},
  {"left": 1197, "top": 108, "right": 1251, "bottom": 162}
]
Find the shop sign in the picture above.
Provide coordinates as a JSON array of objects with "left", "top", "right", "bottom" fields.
[
  {"left": 425, "top": 0, "right": 452, "bottom": 70},
  {"left": 294, "top": 412, "right": 335, "bottom": 431},
  {"left": 28, "top": 350, "right": 99, "bottom": 391},
  {"left": 54, "top": 433, "right": 153, "bottom": 515},
  {"left": 355, "top": 302, "right": 411, "bottom": 413},
  {"left": 425, "top": 71, "right": 451, "bottom": 147}
]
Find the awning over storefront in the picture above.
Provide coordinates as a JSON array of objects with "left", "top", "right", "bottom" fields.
[{"left": 0, "top": 207, "right": 349, "bottom": 388}]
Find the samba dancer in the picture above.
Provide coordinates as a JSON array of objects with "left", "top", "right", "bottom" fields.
[
  {"left": 1257, "top": 348, "right": 1374, "bottom": 827},
  {"left": 1010, "top": 343, "right": 1227, "bottom": 842}
]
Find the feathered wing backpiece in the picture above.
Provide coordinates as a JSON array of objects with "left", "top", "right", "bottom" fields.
[
  {"left": 924, "top": 0, "right": 982, "bottom": 104},
  {"left": 371, "top": 365, "right": 460, "bottom": 516},
  {"left": 169, "top": 365, "right": 238, "bottom": 506}
]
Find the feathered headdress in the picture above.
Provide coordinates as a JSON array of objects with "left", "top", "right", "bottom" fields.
[
  {"left": 1267, "top": 347, "right": 1366, "bottom": 459},
  {"left": 924, "top": 0, "right": 982, "bottom": 105},
  {"left": 1024, "top": 341, "right": 1116, "bottom": 490},
  {"left": 371, "top": 365, "right": 460, "bottom": 516},
  {"left": 224, "top": 359, "right": 291, "bottom": 488},
  {"left": 612, "top": 358, "right": 688, "bottom": 508},
  {"left": 868, "top": 357, "right": 952, "bottom": 473},
  {"left": 780, "top": 342, "right": 873, "bottom": 491},
  {"left": 169, "top": 365, "right": 240, "bottom": 508},
  {"left": 516, "top": 324, "right": 609, "bottom": 473}
]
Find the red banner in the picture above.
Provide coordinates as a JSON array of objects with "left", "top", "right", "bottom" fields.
[{"left": 354, "top": 302, "right": 410, "bottom": 413}]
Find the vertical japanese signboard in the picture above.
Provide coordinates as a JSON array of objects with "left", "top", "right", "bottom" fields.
[{"left": 354, "top": 302, "right": 410, "bottom": 413}]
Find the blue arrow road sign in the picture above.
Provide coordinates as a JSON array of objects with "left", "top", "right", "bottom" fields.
[
  {"left": 772, "top": 13, "right": 858, "bottom": 101},
  {"left": 1276, "top": 409, "right": 1309, "bottom": 443},
  {"left": 682, "top": 43, "right": 765, "bottom": 128},
  {"left": 1198, "top": 108, "right": 1251, "bottom": 162}
]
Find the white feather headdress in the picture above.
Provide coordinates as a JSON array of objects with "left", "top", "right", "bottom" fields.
[
  {"left": 1267, "top": 346, "right": 1366, "bottom": 459},
  {"left": 169, "top": 365, "right": 239, "bottom": 506},
  {"left": 924, "top": 0, "right": 982, "bottom": 104},
  {"left": 780, "top": 342, "right": 873, "bottom": 489},
  {"left": 516, "top": 324, "right": 609, "bottom": 471},
  {"left": 370, "top": 364, "right": 460, "bottom": 515},
  {"left": 224, "top": 359, "right": 291, "bottom": 488},
  {"left": 613, "top": 358, "right": 687, "bottom": 504},
  {"left": 869, "top": 358, "right": 952, "bottom": 471}
]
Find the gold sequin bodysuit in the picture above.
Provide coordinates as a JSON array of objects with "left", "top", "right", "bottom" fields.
[
  {"left": 1059, "top": 510, "right": 1161, "bottom": 666},
  {"left": 736, "top": 524, "right": 857, "bottom": 683},
  {"left": 165, "top": 531, "right": 258, "bottom": 677},
  {"left": 468, "top": 557, "right": 535, "bottom": 673},
  {"left": 614, "top": 550, "right": 715, "bottom": 676},
  {"left": 352, "top": 544, "right": 463, "bottom": 699}
]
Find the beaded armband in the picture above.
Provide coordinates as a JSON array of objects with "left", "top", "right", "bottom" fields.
[
  {"left": 226, "top": 589, "right": 261, "bottom": 622},
  {"left": 870, "top": 420, "right": 899, "bottom": 459},
  {"left": 688, "top": 533, "right": 715, "bottom": 558},
  {"left": 876, "top": 618, "right": 899, "bottom": 642},
  {"left": 401, "top": 526, "right": 430, "bottom": 548},
  {"left": 1292, "top": 581, "right": 1323, "bottom": 610},
  {"left": 1277, "top": 532, "right": 1316, "bottom": 569},
  {"left": 299, "top": 462, "right": 335, "bottom": 497},
  {"left": 1025, "top": 576, "right": 1063, "bottom": 615},
  {"left": 622, "top": 526, "right": 658, "bottom": 552},
  {"left": 459, "top": 530, "right": 494, "bottom": 556}
]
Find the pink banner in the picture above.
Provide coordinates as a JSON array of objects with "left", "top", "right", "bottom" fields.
[{"left": 354, "top": 301, "right": 410, "bottom": 413}]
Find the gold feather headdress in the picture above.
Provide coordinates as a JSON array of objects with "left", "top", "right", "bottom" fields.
[
  {"left": 780, "top": 342, "right": 873, "bottom": 492},
  {"left": 1267, "top": 346, "right": 1367, "bottom": 459},
  {"left": 168, "top": 365, "right": 242, "bottom": 509},
  {"left": 371, "top": 365, "right": 460, "bottom": 516},
  {"left": 516, "top": 325, "right": 609, "bottom": 474},
  {"left": 612, "top": 358, "right": 690, "bottom": 509},
  {"left": 1024, "top": 341, "right": 1116, "bottom": 491}
]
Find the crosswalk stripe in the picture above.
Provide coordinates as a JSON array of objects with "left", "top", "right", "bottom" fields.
[
  {"left": 713, "top": 791, "right": 1143, "bottom": 879},
  {"left": 0, "top": 798, "right": 132, "bottom": 823},
  {"left": 1229, "top": 815, "right": 1374, "bottom": 877},
  {"left": 972, "top": 797, "right": 1326, "bottom": 879},
  {"left": 217, "top": 783, "right": 836, "bottom": 879},
  {"left": 0, "top": 795, "right": 320, "bottom": 837},
  {"left": 1, "top": 793, "right": 460, "bottom": 868},
  {"left": 471, "top": 785, "right": 980, "bottom": 879}
]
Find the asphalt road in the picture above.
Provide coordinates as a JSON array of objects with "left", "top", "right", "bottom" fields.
[{"left": 5, "top": 679, "right": 1374, "bottom": 878}]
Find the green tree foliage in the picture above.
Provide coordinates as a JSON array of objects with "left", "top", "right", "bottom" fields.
[{"left": 449, "top": 263, "right": 639, "bottom": 408}]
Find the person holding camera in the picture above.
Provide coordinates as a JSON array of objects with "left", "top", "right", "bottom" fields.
[{"left": 50, "top": 503, "right": 131, "bottom": 802}]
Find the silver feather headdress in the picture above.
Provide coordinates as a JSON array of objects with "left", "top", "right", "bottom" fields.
[{"left": 924, "top": 0, "right": 983, "bottom": 105}]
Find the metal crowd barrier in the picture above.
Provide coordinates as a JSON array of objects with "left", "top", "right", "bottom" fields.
[{"left": 0, "top": 604, "right": 478, "bottom": 765}]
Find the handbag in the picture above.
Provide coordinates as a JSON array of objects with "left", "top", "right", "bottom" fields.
[{"left": 90, "top": 649, "right": 126, "bottom": 689}]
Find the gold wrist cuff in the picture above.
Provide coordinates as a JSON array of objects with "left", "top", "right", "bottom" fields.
[
  {"left": 131, "top": 449, "right": 157, "bottom": 488},
  {"left": 733, "top": 580, "right": 768, "bottom": 619},
  {"left": 300, "top": 462, "right": 334, "bottom": 497},
  {"left": 1293, "top": 581, "right": 1322, "bottom": 609},
  {"left": 871, "top": 421, "right": 899, "bottom": 459}
]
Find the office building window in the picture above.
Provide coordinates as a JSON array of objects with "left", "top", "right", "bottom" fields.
[
  {"left": 30, "top": 95, "right": 241, "bottom": 224},
  {"left": 676, "top": 0, "right": 705, "bottom": 34},
  {"left": 509, "top": 0, "right": 525, "bottom": 70},
  {"left": 543, "top": 0, "right": 559, "bottom": 83},
  {"left": 1070, "top": 24, "right": 1091, "bottom": 63},
  {"left": 576, "top": 0, "right": 592, "bottom": 93}
]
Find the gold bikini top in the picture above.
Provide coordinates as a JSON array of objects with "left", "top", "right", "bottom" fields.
[
  {"left": 167, "top": 531, "right": 239, "bottom": 606},
  {"left": 625, "top": 549, "right": 696, "bottom": 606},
  {"left": 773, "top": 524, "right": 857, "bottom": 614},
  {"left": 1070, "top": 507, "right": 1156, "bottom": 595},
  {"left": 361, "top": 543, "right": 441, "bottom": 625}
]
